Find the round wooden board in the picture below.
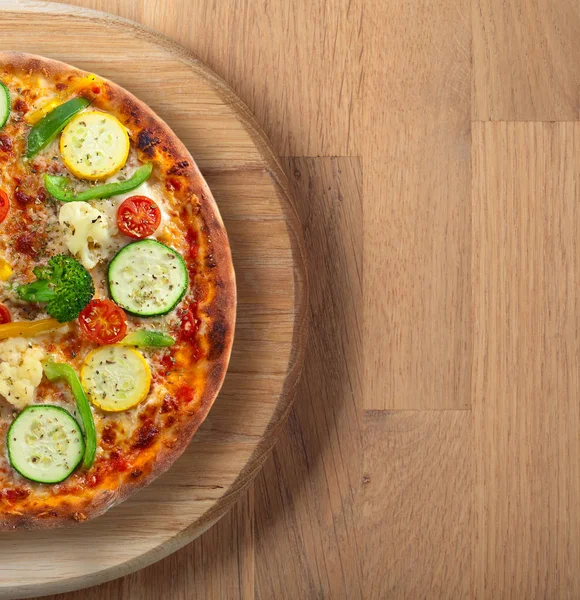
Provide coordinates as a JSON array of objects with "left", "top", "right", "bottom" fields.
[{"left": 0, "top": 2, "right": 307, "bottom": 598}]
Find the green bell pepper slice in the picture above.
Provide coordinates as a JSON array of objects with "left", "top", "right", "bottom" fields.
[
  {"left": 120, "top": 330, "right": 175, "bottom": 348},
  {"left": 44, "top": 162, "right": 153, "bottom": 202},
  {"left": 42, "top": 359, "right": 97, "bottom": 469},
  {"left": 26, "top": 97, "right": 90, "bottom": 158}
]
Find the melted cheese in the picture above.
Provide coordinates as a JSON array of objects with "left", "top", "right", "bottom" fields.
[
  {"left": 58, "top": 202, "right": 112, "bottom": 270},
  {"left": 111, "top": 180, "right": 173, "bottom": 239},
  {"left": 0, "top": 68, "right": 209, "bottom": 507}
]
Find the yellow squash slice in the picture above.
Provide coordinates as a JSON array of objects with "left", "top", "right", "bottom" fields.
[
  {"left": 81, "top": 345, "right": 151, "bottom": 412},
  {"left": 60, "top": 111, "right": 130, "bottom": 180}
]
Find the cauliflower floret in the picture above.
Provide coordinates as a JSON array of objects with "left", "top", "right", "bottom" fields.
[
  {"left": 0, "top": 338, "right": 45, "bottom": 409},
  {"left": 58, "top": 201, "right": 111, "bottom": 270}
]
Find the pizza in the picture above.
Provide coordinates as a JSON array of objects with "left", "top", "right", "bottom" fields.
[{"left": 0, "top": 52, "right": 235, "bottom": 528}]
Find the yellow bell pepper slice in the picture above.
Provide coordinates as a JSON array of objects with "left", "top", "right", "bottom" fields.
[
  {"left": 25, "top": 98, "right": 62, "bottom": 125},
  {"left": 0, "top": 258, "right": 13, "bottom": 281},
  {"left": 0, "top": 318, "right": 64, "bottom": 340},
  {"left": 26, "top": 73, "right": 101, "bottom": 126}
]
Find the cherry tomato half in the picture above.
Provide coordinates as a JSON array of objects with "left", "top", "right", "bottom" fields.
[
  {"left": 0, "top": 303, "right": 11, "bottom": 324},
  {"left": 0, "top": 190, "right": 10, "bottom": 224},
  {"left": 117, "top": 196, "right": 161, "bottom": 239},
  {"left": 78, "top": 299, "right": 127, "bottom": 345}
]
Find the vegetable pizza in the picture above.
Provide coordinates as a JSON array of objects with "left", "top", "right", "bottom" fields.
[{"left": 0, "top": 53, "right": 235, "bottom": 528}]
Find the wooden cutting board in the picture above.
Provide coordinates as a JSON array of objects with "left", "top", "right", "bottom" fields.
[{"left": 0, "top": 1, "right": 307, "bottom": 598}]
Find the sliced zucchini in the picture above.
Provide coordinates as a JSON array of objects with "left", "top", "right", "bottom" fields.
[
  {"left": 0, "top": 82, "right": 10, "bottom": 130},
  {"left": 108, "top": 239, "right": 188, "bottom": 317},
  {"left": 7, "top": 405, "right": 85, "bottom": 484},
  {"left": 60, "top": 111, "right": 130, "bottom": 180},
  {"left": 81, "top": 345, "right": 151, "bottom": 412}
]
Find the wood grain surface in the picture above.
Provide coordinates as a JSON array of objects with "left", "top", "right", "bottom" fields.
[
  {"left": 0, "top": 1, "right": 308, "bottom": 598},
  {"left": 362, "top": 410, "right": 472, "bottom": 598},
  {"left": 364, "top": 0, "right": 472, "bottom": 410},
  {"left": 472, "top": 122, "right": 580, "bottom": 598},
  {"left": 472, "top": 0, "right": 580, "bottom": 120},
  {"left": 2, "top": 0, "right": 578, "bottom": 598},
  {"left": 253, "top": 157, "right": 362, "bottom": 600}
]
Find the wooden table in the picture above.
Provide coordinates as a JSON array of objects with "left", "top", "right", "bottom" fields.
[
  {"left": 29, "top": 1, "right": 580, "bottom": 599},
  {"left": 37, "top": 1, "right": 362, "bottom": 598}
]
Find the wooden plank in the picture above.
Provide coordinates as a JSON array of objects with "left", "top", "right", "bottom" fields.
[
  {"left": 55, "top": 0, "right": 363, "bottom": 157},
  {"left": 253, "top": 157, "right": 363, "bottom": 599},
  {"left": 30, "top": 156, "right": 361, "bottom": 599},
  {"left": 38, "top": 489, "right": 254, "bottom": 600},
  {"left": 473, "top": 0, "right": 580, "bottom": 121},
  {"left": 362, "top": 410, "right": 472, "bottom": 599},
  {"left": 0, "top": 9, "right": 265, "bottom": 171},
  {"left": 363, "top": 0, "right": 472, "bottom": 409},
  {"left": 375, "top": 0, "right": 470, "bottom": 118},
  {"left": 0, "top": 4, "right": 308, "bottom": 598},
  {"left": 472, "top": 122, "right": 580, "bottom": 598}
]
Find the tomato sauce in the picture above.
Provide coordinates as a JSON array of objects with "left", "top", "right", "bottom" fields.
[
  {"left": 76, "top": 451, "right": 131, "bottom": 491},
  {"left": 175, "top": 385, "right": 195, "bottom": 404},
  {"left": 133, "top": 421, "right": 159, "bottom": 449},
  {"left": 176, "top": 300, "right": 200, "bottom": 344},
  {"left": 108, "top": 450, "right": 129, "bottom": 472},
  {"left": 100, "top": 424, "right": 117, "bottom": 447},
  {"left": 161, "top": 395, "right": 178, "bottom": 413},
  {"left": 165, "top": 177, "right": 182, "bottom": 192},
  {"left": 185, "top": 228, "right": 198, "bottom": 259},
  {"left": 0, "top": 134, "right": 13, "bottom": 154},
  {"left": 13, "top": 98, "right": 28, "bottom": 114},
  {"left": 2, "top": 488, "right": 31, "bottom": 502}
]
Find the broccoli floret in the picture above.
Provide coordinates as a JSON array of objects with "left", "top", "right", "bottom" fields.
[{"left": 16, "top": 255, "right": 95, "bottom": 322}]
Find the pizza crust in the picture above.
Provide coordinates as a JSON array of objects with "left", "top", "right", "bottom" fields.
[{"left": 0, "top": 52, "right": 236, "bottom": 529}]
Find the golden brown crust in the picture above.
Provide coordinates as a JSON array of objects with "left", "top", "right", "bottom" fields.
[{"left": 0, "top": 52, "right": 236, "bottom": 529}]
